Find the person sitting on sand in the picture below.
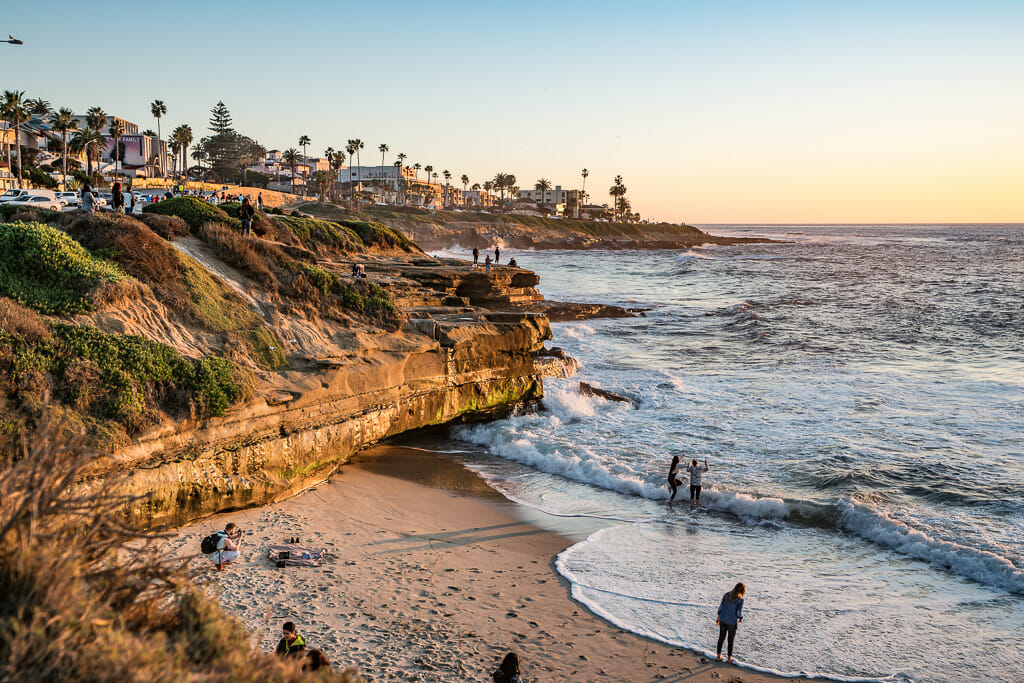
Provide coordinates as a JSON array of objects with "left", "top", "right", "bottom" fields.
[
  {"left": 687, "top": 457, "right": 709, "bottom": 508},
  {"left": 667, "top": 455, "right": 683, "bottom": 503},
  {"left": 211, "top": 523, "right": 243, "bottom": 570},
  {"left": 275, "top": 621, "right": 307, "bottom": 658},
  {"left": 492, "top": 652, "right": 522, "bottom": 683},
  {"left": 716, "top": 582, "right": 745, "bottom": 664}
]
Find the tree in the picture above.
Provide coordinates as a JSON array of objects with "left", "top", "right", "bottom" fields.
[
  {"left": 298, "top": 135, "right": 311, "bottom": 190},
  {"left": 535, "top": 178, "right": 552, "bottom": 209},
  {"left": 25, "top": 98, "right": 51, "bottom": 119},
  {"left": 378, "top": 143, "right": 389, "bottom": 202},
  {"left": 413, "top": 162, "right": 421, "bottom": 183},
  {"left": 171, "top": 125, "right": 193, "bottom": 178},
  {"left": 110, "top": 118, "right": 125, "bottom": 178},
  {"left": 191, "top": 145, "right": 208, "bottom": 180},
  {"left": 141, "top": 129, "right": 157, "bottom": 137},
  {"left": 209, "top": 101, "right": 233, "bottom": 135},
  {"left": 150, "top": 100, "right": 166, "bottom": 176},
  {"left": 51, "top": 107, "right": 77, "bottom": 189},
  {"left": 443, "top": 169, "right": 452, "bottom": 207},
  {"left": 580, "top": 168, "right": 589, "bottom": 218},
  {"left": 71, "top": 128, "right": 105, "bottom": 178},
  {"left": 609, "top": 175, "right": 627, "bottom": 221},
  {"left": 328, "top": 149, "right": 345, "bottom": 202},
  {"left": 424, "top": 165, "right": 433, "bottom": 186},
  {"left": 2, "top": 91, "right": 30, "bottom": 188},
  {"left": 461, "top": 174, "right": 469, "bottom": 194},
  {"left": 282, "top": 148, "right": 300, "bottom": 194}
]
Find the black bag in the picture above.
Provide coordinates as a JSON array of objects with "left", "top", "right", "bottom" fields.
[{"left": 200, "top": 531, "right": 224, "bottom": 555}]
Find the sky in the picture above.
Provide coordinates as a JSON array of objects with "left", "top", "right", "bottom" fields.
[{"left": 3, "top": 0, "right": 1023, "bottom": 223}]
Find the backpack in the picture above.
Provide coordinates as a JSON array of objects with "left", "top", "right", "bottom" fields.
[{"left": 200, "top": 531, "right": 225, "bottom": 555}]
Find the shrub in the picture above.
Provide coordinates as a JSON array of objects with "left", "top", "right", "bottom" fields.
[
  {"left": 139, "top": 212, "right": 189, "bottom": 239},
  {"left": 23, "top": 166, "right": 58, "bottom": 189},
  {"left": 273, "top": 215, "right": 363, "bottom": 254},
  {"left": 142, "top": 196, "right": 231, "bottom": 229},
  {"left": 0, "top": 204, "right": 18, "bottom": 221},
  {"left": 219, "top": 201, "right": 241, "bottom": 218},
  {"left": 0, "top": 221, "right": 127, "bottom": 315},
  {"left": 198, "top": 224, "right": 278, "bottom": 287},
  {"left": 339, "top": 220, "right": 420, "bottom": 252}
]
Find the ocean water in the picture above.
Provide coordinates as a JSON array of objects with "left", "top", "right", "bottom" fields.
[{"left": 429, "top": 225, "right": 1024, "bottom": 682}]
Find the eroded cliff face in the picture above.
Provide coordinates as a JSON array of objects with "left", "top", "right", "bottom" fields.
[{"left": 101, "top": 249, "right": 555, "bottom": 529}]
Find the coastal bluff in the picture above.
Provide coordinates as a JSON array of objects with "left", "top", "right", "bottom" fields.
[{"left": 0, "top": 208, "right": 590, "bottom": 530}]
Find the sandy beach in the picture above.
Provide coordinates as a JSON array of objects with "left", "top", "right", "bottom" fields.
[{"left": 166, "top": 445, "right": 797, "bottom": 682}]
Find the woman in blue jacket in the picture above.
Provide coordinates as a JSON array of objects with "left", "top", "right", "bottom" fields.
[{"left": 716, "top": 582, "right": 745, "bottom": 663}]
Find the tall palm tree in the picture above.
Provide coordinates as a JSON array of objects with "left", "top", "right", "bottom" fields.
[
  {"left": 443, "top": 170, "right": 452, "bottom": 207},
  {"left": 609, "top": 175, "right": 627, "bottom": 221},
  {"left": 169, "top": 140, "right": 181, "bottom": 178},
  {"left": 329, "top": 149, "right": 345, "bottom": 202},
  {"left": 25, "top": 98, "right": 51, "bottom": 119},
  {"left": 461, "top": 174, "right": 470, "bottom": 194},
  {"left": 377, "top": 143, "right": 389, "bottom": 202},
  {"left": 580, "top": 168, "right": 589, "bottom": 218},
  {"left": 298, "top": 135, "right": 311, "bottom": 188},
  {"left": 86, "top": 107, "right": 107, "bottom": 133},
  {"left": 110, "top": 118, "right": 125, "bottom": 179},
  {"left": 150, "top": 100, "right": 166, "bottom": 177},
  {"left": 424, "top": 165, "right": 433, "bottom": 185},
  {"left": 536, "top": 178, "right": 552, "bottom": 209},
  {"left": 282, "top": 148, "right": 300, "bottom": 194},
  {"left": 191, "top": 147, "right": 207, "bottom": 180},
  {"left": 1, "top": 91, "right": 29, "bottom": 188},
  {"left": 51, "top": 107, "right": 77, "bottom": 189},
  {"left": 171, "top": 124, "right": 193, "bottom": 179},
  {"left": 413, "top": 162, "right": 421, "bottom": 183},
  {"left": 71, "top": 128, "right": 105, "bottom": 178},
  {"left": 346, "top": 138, "right": 364, "bottom": 179}
]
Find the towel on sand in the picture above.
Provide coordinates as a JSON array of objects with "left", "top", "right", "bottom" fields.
[{"left": 268, "top": 544, "right": 326, "bottom": 567}]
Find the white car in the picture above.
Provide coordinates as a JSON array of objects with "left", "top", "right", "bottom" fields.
[
  {"left": 9, "top": 195, "right": 61, "bottom": 211},
  {"left": 56, "top": 191, "right": 80, "bottom": 207},
  {"left": 0, "top": 189, "right": 30, "bottom": 203}
]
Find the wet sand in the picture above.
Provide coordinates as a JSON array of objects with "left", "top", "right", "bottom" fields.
[{"left": 167, "top": 445, "right": 797, "bottom": 682}]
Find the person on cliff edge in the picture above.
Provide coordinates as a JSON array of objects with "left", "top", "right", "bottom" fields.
[
  {"left": 495, "top": 246, "right": 501, "bottom": 264},
  {"left": 472, "top": 246, "right": 479, "bottom": 267}
]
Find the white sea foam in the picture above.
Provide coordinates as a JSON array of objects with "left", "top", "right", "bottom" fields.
[
  {"left": 555, "top": 322, "right": 595, "bottom": 340},
  {"left": 838, "top": 499, "right": 1024, "bottom": 596}
]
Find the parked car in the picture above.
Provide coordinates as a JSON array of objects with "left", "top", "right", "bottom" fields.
[
  {"left": 56, "top": 191, "right": 80, "bottom": 207},
  {"left": 9, "top": 195, "right": 61, "bottom": 211},
  {"left": 1, "top": 189, "right": 60, "bottom": 204}
]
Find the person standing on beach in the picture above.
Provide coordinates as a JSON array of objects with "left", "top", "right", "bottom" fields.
[
  {"left": 667, "top": 455, "right": 683, "bottom": 503},
  {"left": 472, "top": 246, "right": 479, "bottom": 267},
  {"left": 275, "top": 621, "right": 307, "bottom": 658},
  {"left": 239, "top": 196, "right": 256, "bottom": 237},
  {"left": 687, "top": 458, "right": 709, "bottom": 508},
  {"left": 716, "top": 582, "right": 745, "bottom": 664}
]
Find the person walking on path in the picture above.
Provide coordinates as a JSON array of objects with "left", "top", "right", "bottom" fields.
[
  {"left": 472, "top": 246, "right": 479, "bottom": 267},
  {"left": 257, "top": 192, "right": 264, "bottom": 211},
  {"left": 275, "top": 621, "right": 307, "bottom": 658},
  {"left": 492, "top": 652, "right": 522, "bottom": 683},
  {"left": 687, "top": 457, "right": 709, "bottom": 508},
  {"left": 111, "top": 181, "right": 125, "bottom": 214},
  {"left": 80, "top": 184, "right": 95, "bottom": 213},
  {"left": 239, "top": 196, "right": 256, "bottom": 237},
  {"left": 494, "top": 246, "right": 501, "bottom": 264},
  {"left": 667, "top": 455, "right": 683, "bottom": 503},
  {"left": 716, "top": 582, "right": 745, "bottom": 664}
]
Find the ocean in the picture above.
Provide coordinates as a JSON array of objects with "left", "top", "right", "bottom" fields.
[{"left": 429, "top": 224, "right": 1024, "bottom": 682}]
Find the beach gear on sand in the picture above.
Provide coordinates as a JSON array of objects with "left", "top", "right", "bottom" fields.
[{"left": 269, "top": 544, "right": 326, "bottom": 567}]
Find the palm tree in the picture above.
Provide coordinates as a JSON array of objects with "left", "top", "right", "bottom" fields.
[
  {"left": 424, "top": 165, "right": 433, "bottom": 186},
  {"left": 329, "top": 149, "right": 345, "bottom": 202},
  {"left": 25, "top": 98, "right": 51, "bottom": 119},
  {"left": 71, "top": 128, "right": 105, "bottom": 178},
  {"left": 377, "top": 143, "right": 389, "bottom": 202},
  {"left": 580, "top": 168, "right": 589, "bottom": 218},
  {"left": 171, "top": 124, "right": 193, "bottom": 179},
  {"left": 1, "top": 91, "right": 29, "bottom": 188},
  {"left": 86, "top": 107, "right": 107, "bottom": 133},
  {"left": 461, "top": 174, "right": 470, "bottom": 194},
  {"left": 413, "top": 162, "right": 421, "bottom": 183},
  {"left": 110, "top": 118, "right": 125, "bottom": 179},
  {"left": 169, "top": 140, "right": 181, "bottom": 178},
  {"left": 51, "top": 107, "right": 77, "bottom": 189},
  {"left": 609, "top": 175, "right": 627, "bottom": 221},
  {"left": 443, "top": 170, "right": 452, "bottom": 207},
  {"left": 298, "top": 135, "right": 311, "bottom": 190},
  {"left": 346, "top": 138, "right": 364, "bottom": 178},
  {"left": 150, "top": 100, "right": 166, "bottom": 177},
  {"left": 535, "top": 178, "right": 552, "bottom": 209},
  {"left": 282, "top": 148, "right": 300, "bottom": 194}
]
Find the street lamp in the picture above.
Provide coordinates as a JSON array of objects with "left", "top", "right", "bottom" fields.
[{"left": 3, "top": 35, "right": 23, "bottom": 45}]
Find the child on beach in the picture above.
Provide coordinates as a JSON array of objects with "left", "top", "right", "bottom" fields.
[
  {"left": 275, "top": 621, "right": 307, "bottom": 658},
  {"left": 687, "top": 458, "right": 709, "bottom": 508},
  {"left": 667, "top": 455, "right": 683, "bottom": 503},
  {"left": 716, "top": 582, "right": 745, "bottom": 664},
  {"left": 492, "top": 652, "right": 522, "bottom": 683}
]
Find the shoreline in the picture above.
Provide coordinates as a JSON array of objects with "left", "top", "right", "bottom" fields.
[{"left": 167, "top": 444, "right": 800, "bottom": 682}]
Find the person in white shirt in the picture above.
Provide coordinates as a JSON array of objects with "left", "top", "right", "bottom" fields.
[{"left": 687, "top": 458, "right": 709, "bottom": 508}]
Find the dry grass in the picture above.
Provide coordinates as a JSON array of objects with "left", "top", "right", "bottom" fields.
[{"left": 0, "top": 421, "right": 362, "bottom": 682}]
